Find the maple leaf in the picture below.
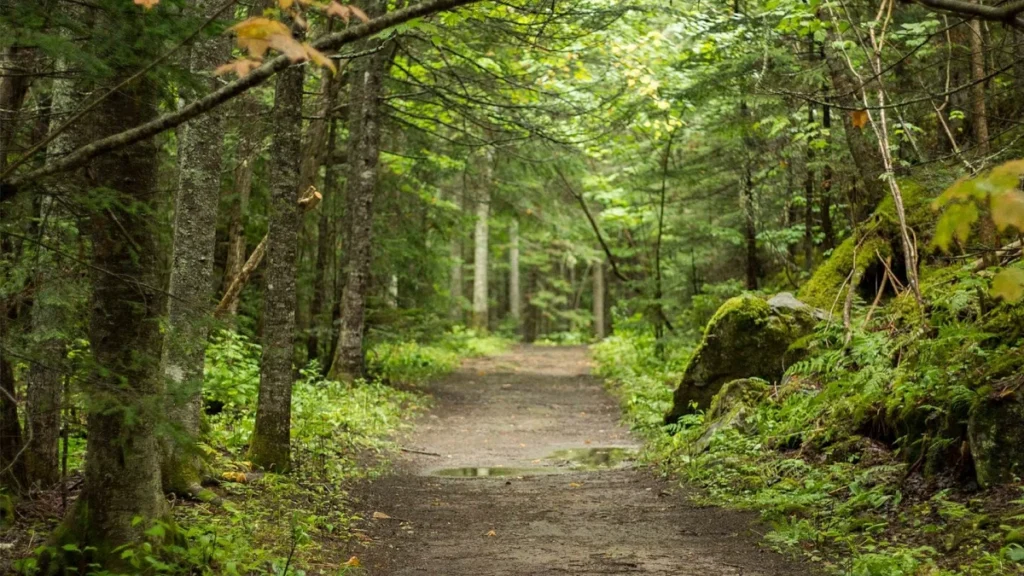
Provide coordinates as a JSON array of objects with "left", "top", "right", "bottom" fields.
[
  {"left": 269, "top": 32, "right": 308, "bottom": 62},
  {"left": 326, "top": 2, "right": 351, "bottom": 23},
  {"left": 991, "top": 189, "right": 1024, "bottom": 233},
  {"left": 214, "top": 59, "right": 262, "bottom": 78},
  {"left": 304, "top": 43, "right": 337, "bottom": 74},
  {"left": 133, "top": 0, "right": 159, "bottom": 9},
  {"left": 349, "top": 4, "right": 370, "bottom": 22},
  {"left": 229, "top": 18, "right": 292, "bottom": 59},
  {"left": 851, "top": 109, "right": 868, "bottom": 129}
]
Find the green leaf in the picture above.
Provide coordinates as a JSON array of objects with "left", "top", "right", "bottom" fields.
[
  {"left": 991, "top": 268, "right": 1024, "bottom": 303},
  {"left": 932, "top": 202, "right": 978, "bottom": 252}
]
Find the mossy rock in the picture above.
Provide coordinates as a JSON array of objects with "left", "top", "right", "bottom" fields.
[
  {"left": 707, "top": 378, "right": 770, "bottom": 420},
  {"left": 665, "top": 294, "right": 818, "bottom": 423},
  {"left": 798, "top": 178, "right": 933, "bottom": 310},
  {"left": 968, "top": 390, "right": 1024, "bottom": 488}
]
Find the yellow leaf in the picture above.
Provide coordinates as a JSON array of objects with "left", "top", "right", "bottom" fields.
[
  {"left": 372, "top": 511, "right": 391, "bottom": 520},
  {"left": 133, "top": 0, "right": 159, "bottom": 8},
  {"left": 485, "top": 530, "right": 496, "bottom": 537},
  {"left": 278, "top": 0, "right": 293, "bottom": 8},
  {"left": 304, "top": 43, "right": 337, "bottom": 74},
  {"left": 229, "top": 17, "right": 291, "bottom": 40},
  {"left": 268, "top": 33, "right": 307, "bottom": 62},
  {"left": 221, "top": 471, "right": 247, "bottom": 483},
  {"left": 343, "top": 556, "right": 361, "bottom": 567},
  {"left": 991, "top": 189, "right": 1024, "bottom": 233},
  {"left": 992, "top": 268, "right": 1024, "bottom": 303},
  {"left": 851, "top": 109, "right": 868, "bottom": 129},
  {"left": 214, "top": 59, "right": 262, "bottom": 78},
  {"left": 569, "top": 482, "right": 582, "bottom": 488}
]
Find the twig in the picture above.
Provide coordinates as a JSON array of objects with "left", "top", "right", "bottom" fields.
[{"left": 400, "top": 447, "right": 441, "bottom": 457}]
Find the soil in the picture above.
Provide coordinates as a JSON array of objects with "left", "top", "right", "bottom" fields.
[{"left": 348, "top": 345, "right": 813, "bottom": 575}]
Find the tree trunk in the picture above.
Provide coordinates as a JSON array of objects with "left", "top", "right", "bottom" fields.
[
  {"left": 824, "top": 38, "right": 887, "bottom": 221},
  {"left": 820, "top": 99, "right": 836, "bottom": 250},
  {"left": 56, "top": 59, "right": 166, "bottom": 560},
  {"left": 593, "top": 259, "right": 605, "bottom": 339},
  {"left": 471, "top": 153, "right": 491, "bottom": 333},
  {"left": 742, "top": 167, "right": 759, "bottom": 290},
  {"left": 968, "top": 16, "right": 990, "bottom": 157},
  {"left": 248, "top": 34, "right": 305, "bottom": 473},
  {"left": 508, "top": 218, "right": 520, "bottom": 324},
  {"left": 0, "top": 47, "right": 33, "bottom": 172},
  {"left": 803, "top": 104, "right": 815, "bottom": 272},
  {"left": 328, "top": 26, "right": 392, "bottom": 381},
  {"left": 449, "top": 188, "right": 464, "bottom": 322},
  {"left": 308, "top": 117, "right": 339, "bottom": 363},
  {"left": 523, "top": 266, "right": 540, "bottom": 343},
  {"left": 160, "top": 0, "right": 229, "bottom": 495}
]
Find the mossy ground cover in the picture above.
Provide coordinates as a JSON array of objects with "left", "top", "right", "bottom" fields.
[
  {"left": 595, "top": 268, "right": 1024, "bottom": 575},
  {"left": 7, "top": 330, "right": 511, "bottom": 575}
]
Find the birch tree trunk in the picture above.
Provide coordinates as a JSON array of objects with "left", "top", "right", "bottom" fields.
[
  {"left": 593, "top": 259, "right": 605, "bottom": 339},
  {"left": 508, "top": 218, "right": 520, "bottom": 323},
  {"left": 328, "top": 21, "right": 392, "bottom": 381},
  {"left": 159, "top": 0, "right": 229, "bottom": 495},
  {"left": 471, "top": 154, "right": 491, "bottom": 332},
  {"left": 248, "top": 28, "right": 305, "bottom": 472}
]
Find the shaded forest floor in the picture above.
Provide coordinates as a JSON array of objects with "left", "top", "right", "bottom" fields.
[{"left": 345, "top": 346, "right": 812, "bottom": 575}]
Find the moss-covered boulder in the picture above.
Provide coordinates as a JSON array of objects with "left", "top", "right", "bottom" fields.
[
  {"left": 690, "top": 378, "right": 770, "bottom": 453},
  {"left": 665, "top": 294, "right": 818, "bottom": 423},
  {"left": 968, "top": 389, "right": 1024, "bottom": 487},
  {"left": 798, "top": 178, "right": 933, "bottom": 310}
]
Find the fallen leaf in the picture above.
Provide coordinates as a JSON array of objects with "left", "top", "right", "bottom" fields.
[
  {"left": 372, "top": 511, "right": 392, "bottom": 520},
  {"left": 569, "top": 482, "right": 583, "bottom": 488},
  {"left": 221, "top": 471, "right": 247, "bottom": 483},
  {"left": 133, "top": 0, "right": 159, "bottom": 9},
  {"left": 851, "top": 109, "right": 869, "bottom": 129},
  {"left": 486, "top": 529, "right": 496, "bottom": 537},
  {"left": 343, "top": 556, "right": 361, "bottom": 567}
]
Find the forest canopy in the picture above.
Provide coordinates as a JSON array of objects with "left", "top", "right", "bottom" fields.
[{"left": 5, "top": 0, "right": 1024, "bottom": 572}]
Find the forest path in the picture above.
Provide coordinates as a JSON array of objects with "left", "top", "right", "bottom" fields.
[{"left": 347, "top": 346, "right": 810, "bottom": 575}]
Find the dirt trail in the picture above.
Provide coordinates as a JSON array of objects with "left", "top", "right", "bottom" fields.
[{"left": 349, "top": 346, "right": 810, "bottom": 575}]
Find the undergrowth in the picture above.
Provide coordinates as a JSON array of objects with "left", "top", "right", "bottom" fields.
[
  {"left": 594, "top": 273, "right": 1024, "bottom": 576},
  {"left": 12, "top": 328, "right": 508, "bottom": 575}
]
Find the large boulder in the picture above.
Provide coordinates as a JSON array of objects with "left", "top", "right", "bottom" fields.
[
  {"left": 689, "top": 378, "right": 771, "bottom": 453},
  {"left": 968, "top": 388, "right": 1024, "bottom": 488},
  {"left": 665, "top": 294, "right": 818, "bottom": 423}
]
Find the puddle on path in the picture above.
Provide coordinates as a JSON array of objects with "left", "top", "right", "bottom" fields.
[{"left": 429, "top": 447, "right": 637, "bottom": 477}]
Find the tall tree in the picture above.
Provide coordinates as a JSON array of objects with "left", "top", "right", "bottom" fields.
[
  {"left": 248, "top": 23, "right": 306, "bottom": 472},
  {"left": 471, "top": 151, "right": 491, "bottom": 332},
  {"left": 159, "top": 0, "right": 230, "bottom": 496},
  {"left": 328, "top": 17, "right": 393, "bottom": 381}
]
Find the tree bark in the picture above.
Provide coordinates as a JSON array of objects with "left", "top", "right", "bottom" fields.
[
  {"left": 309, "top": 117, "right": 340, "bottom": 363},
  {"left": 248, "top": 26, "right": 306, "bottom": 472},
  {"left": 159, "top": 0, "right": 229, "bottom": 496},
  {"left": 56, "top": 52, "right": 166, "bottom": 560},
  {"left": 804, "top": 104, "right": 815, "bottom": 272},
  {"left": 328, "top": 22, "right": 392, "bottom": 381},
  {"left": 0, "top": 47, "right": 33, "bottom": 172}
]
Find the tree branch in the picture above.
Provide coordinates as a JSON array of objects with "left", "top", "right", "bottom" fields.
[
  {"left": 1, "top": 0, "right": 480, "bottom": 189},
  {"left": 913, "top": 0, "right": 1024, "bottom": 25}
]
